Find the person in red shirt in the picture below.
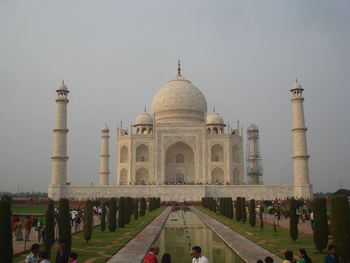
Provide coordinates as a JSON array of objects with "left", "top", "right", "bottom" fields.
[
  {"left": 24, "top": 216, "right": 32, "bottom": 241},
  {"left": 143, "top": 245, "right": 159, "bottom": 263}
]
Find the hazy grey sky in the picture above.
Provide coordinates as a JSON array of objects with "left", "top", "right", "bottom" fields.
[{"left": 0, "top": 0, "right": 349, "bottom": 193}]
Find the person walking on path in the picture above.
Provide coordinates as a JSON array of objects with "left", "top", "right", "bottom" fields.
[
  {"left": 24, "top": 216, "right": 33, "bottom": 241},
  {"left": 12, "top": 217, "right": 23, "bottom": 241},
  {"left": 324, "top": 245, "right": 339, "bottom": 263},
  {"left": 191, "top": 246, "right": 209, "bottom": 263},
  {"left": 143, "top": 245, "right": 159, "bottom": 263},
  {"left": 56, "top": 240, "right": 69, "bottom": 263},
  {"left": 25, "top": 244, "right": 40, "bottom": 263}
]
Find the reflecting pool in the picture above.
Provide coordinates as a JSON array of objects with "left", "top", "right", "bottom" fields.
[{"left": 155, "top": 207, "right": 244, "bottom": 263}]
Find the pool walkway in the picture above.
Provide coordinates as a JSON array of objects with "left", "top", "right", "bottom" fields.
[
  {"left": 191, "top": 207, "right": 283, "bottom": 263},
  {"left": 107, "top": 206, "right": 172, "bottom": 263}
]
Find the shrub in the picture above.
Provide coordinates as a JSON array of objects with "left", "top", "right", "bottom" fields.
[
  {"left": 100, "top": 204, "right": 106, "bottom": 232},
  {"left": 241, "top": 197, "right": 247, "bottom": 223},
  {"left": 249, "top": 199, "right": 256, "bottom": 227},
  {"left": 312, "top": 197, "right": 328, "bottom": 252},
  {"left": 289, "top": 198, "right": 298, "bottom": 242},
  {"left": 58, "top": 198, "right": 71, "bottom": 253},
  {"left": 118, "top": 197, "right": 125, "bottom": 228},
  {"left": 44, "top": 200, "right": 55, "bottom": 258},
  {"left": 0, "top": 198, "right": 13, "bottom": 263},
  {"left": 259, "top": 206, "right": 264, "bottom": 230},
  {"left": 140, "top": 198, "right": 146, "bottom": 217},
  {"left": 83, "top": 200, "right": 93, "bottom": 244},
  {"left": 108, "top": 198, "right": 117, "bottom": 232},
  {"left": 134, "top": 199, "right": 139, "bottom": 220},
  {"left": 331, "top": 195, "right": 350, "bottom": 262}
]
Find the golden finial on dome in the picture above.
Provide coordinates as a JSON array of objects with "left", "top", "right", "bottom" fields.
[{"left": 177, "top": 59, "right": 181, "bottom": 75}]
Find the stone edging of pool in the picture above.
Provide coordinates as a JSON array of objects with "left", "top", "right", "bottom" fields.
[
  {"left": 107, "top": 206, "right": 172, "bottom": 263},
  {"left": 191, "top": 207, "right": 283, "bottom": 263}
]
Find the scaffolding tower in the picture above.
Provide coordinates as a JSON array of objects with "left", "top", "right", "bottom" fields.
[{"left": 246, "top": 124, "right": 263, "bottom": 184}]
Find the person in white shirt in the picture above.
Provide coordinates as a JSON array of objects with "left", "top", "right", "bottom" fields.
[{"left": 191, "top": 246, "right": 209, "bottom": 263}]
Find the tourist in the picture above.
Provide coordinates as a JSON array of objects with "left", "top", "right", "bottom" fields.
[
  {"left": 191, "top": 246, "right": 209, "bottom": 263},
  {"left": 37, "top": 217, "right": 45, "bottom": 242},
  {"left": 324, "top": 245, "right": 339, "bottom": 263},
  {"left": 161, "top": 253, "right": 171, "bottom": 263},
  {"left": 282, "top": 251, "right": 295, "bottom": 263},
  {"left": 56, "top": 240, "right": 69, "bottom": 263},
  {"left": 143, "top": 245, "right": 159, "bottom": 263},
  {"left": 12, "top": 217, "right": 23, "bottom": 241},
  {"left": 297, "top": 249, "right": 312, "bottom": 263},
  {"left": 38, "top": 251, "right": 51, "bottom": 263},
  {"left": 265, "top": 256, "right": 274, "bottom": 263},
  {"left": 309, "top": 210, "right": 314, "bottom": 230},
  {"left": 257, "top": 260, "right": 263, "bottom": 263},
  {"left": 69, "top": 252, "right": 79, "bottom": 263},
  {"left": 24, "top": 216, "right": 33, "bottom": 241},
  {"left": 25, "top": 244, "right": 40, "bottom": 263}
]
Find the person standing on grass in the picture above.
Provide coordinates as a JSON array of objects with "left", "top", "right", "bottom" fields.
[
  {"left": 56, "top": 240, "right": 69, "bottom": 263},
  {"left": 13, "top": 217, "right": 23, "bottom": 241},
  {"left": 191, "top": 246, "right": 209, "bottom": 263},
  {"left": 282, "top": 251, "right": 295, "bottom": 263},
  {"left": 69, "top": 252, "right": 78, "bottom": 263},
  {"left": 24, "top": 216, "right": 33, "bottom": 241},
  {"left": 324, "top": 245, "right": 339, "bottom": 263},
  {"left": 161, "top": 253, "right": 171, "bottom": 263},
  {"left": 297, "top": 249, "right": 312, "bottom": 263},
  {"left": 25, "top": 244, "right": 40, "bottom": 263},
  {"left": 143, "top": 245, "right": 159, "bottom": 263}
]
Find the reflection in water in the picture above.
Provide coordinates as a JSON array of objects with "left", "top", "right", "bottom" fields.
[{"left": 155, "top": 208, "right": 244, "bottom": 263}]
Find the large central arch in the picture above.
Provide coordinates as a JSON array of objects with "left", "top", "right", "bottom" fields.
[{"left": 165, "top": 141, "right": 195, "bottom": 183}]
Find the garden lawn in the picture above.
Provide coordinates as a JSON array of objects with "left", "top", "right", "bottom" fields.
[
  {"left": 198, "top": 207, "right": 326, "bottom": 263},
  {"left": 14, "top": 207, "right": 165, "bottom": 263},
  {"left": 12, "top": 206, "right": 47, "bottom": 214}
]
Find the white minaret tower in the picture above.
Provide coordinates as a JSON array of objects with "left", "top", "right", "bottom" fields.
[
  {"left": 99, "top": 124, "right": 110, "bottom": 185},
  {"left": 50, "top": 81, "right": 69, "bottom": 194},
  {"left": 246, "top": 124, "right": 263, "bottom": 184},
  {"left": 290, "top": 80, "right": 312, "bottom": 198}
]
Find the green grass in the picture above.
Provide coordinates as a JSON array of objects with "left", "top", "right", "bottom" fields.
[
  {"left": 198, "top": 207, "right": 326, "bottom": 263},
  {"left": 13, "top": 207, "right": 165, "bottom": 263},
  {"left": 12, "top": 206, "right": 47, "bottom": 214}
]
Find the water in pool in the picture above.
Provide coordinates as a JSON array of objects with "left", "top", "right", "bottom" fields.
[{"left": 155, "top": 207, "right": 244, "bottom": 263}]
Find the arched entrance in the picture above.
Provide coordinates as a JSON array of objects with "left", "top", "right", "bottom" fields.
[
  {"left": 165, "top": 141, "right": 195, "bottom": 184},
  {"left": 136, "top": 168, "right": 149, "bottom": 185},
  {"left": 211, "top": 167, "right": 224, "bottom": 184}
]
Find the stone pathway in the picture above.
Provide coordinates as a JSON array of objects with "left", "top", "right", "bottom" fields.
[
  {"left": 263, "top": 214, "right": 313, "bottom": 235},
  {"left": 13, "top": 215, "right": 100, "bottom": 255},
  {"left": 191, "top": 207, "right": 283, "bottom": 263},
  {"left": 107, "top": 207, "right": 172, "bottom": 263}
]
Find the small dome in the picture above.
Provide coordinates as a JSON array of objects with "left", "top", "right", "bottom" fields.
[
  {"left": 56, "top": 80, "right": 69, "bottom": 92},
  {"left": 135, "top": 112, "right": 153, "bottom": 125},
  {"left": 248, "top": 123, "right": 259, "bottom": 131},
  {"left": 152, "top": 73, "right": 207, "bottom": 123},
  {"left": 101, "top": 124, "right": 109, "bottom": 132},
  {"left": 206, "top": 112, "right": 224, "bottom": 125}
]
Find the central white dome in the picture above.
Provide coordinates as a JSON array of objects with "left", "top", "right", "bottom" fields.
[{"left": 152, "top": 74, "right": 207, "bottom": 123}]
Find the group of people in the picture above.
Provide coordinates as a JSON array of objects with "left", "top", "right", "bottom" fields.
[
  {"left": 143, "top": 245, "right": 209, "bottom": 263},
  {"left": 12, "top": 216, "right": 45, "bottom": 242},
  {"left": 25, "top": 240, "right": 78, "bottom": 263}
]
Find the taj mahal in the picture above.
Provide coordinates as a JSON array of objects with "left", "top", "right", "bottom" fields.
[{"left": 48, "top": 63, "right": 312, "bottom": 201}]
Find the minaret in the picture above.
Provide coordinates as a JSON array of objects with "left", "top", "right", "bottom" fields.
[
  {"left": 99, "top": 124, "right": 110, "bottom": 186},
  {"left": 290, "top": 80, "right": 312, "bottom": 198},
  {"left": 246, "top": 124, "right": 263, "bottom": 184},
  {"left": 50, "top": 80, "right": 69, "bottom": 187}
]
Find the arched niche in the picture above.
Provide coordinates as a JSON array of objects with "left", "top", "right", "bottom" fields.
[{"left": 136, "top": 144, "right": 149, "bottom": 162}]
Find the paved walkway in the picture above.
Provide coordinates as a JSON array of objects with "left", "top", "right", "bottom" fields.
[
  {"left": 191, "top": 207, "right": 282, "bottom": 263},
  {"left": 263, "top": 214, "right": 313, "bottom": 235},
  {"left": 107, "top": 207, "right": 172, "bottom": 263},
  {"left": 13, "top": 215, "right": 100, "bottom": 255}
]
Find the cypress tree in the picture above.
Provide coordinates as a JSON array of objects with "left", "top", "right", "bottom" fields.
[
  {"left": 0, "top": 198, "right": 13, "bottom": 263},
  {"left": 259, "top": 206, "right": 264, "bottom": 230},
  {"left": 228, "top": 198, "right": 233, "bottom": 219},
  {"left": 331, "top": 195, "right": 350, "bottom": 262},
  {"left": 312, "top": 197, "right": 328, "bottom": 252},
  {"left": 58, "top": 198, "right": 71, "bottom": 253},
  {"left": 100, "top": 204, "right": 106, "bottom": 232},
  {"left": 125, "top": 197, "right": 131, "bottom": 224},
  {"left": 235, "top": 197, "right": 242, "bottom": 222},
  {"left": 241, "top": 197, "right": 247, "bottom": 223},
  {"left": 83, "top": 200, "right": 93, "bottom": 244},
  {"left": 108, "top": 198, "right": 117, "bottom": 232},
  {"left": 118, "top": 197, "right": 125, "bottom": 228},
  {"left": 44, "top": 200, "right": 55, "bottom": 258},
  {"left": 289, "top": 198, "right": 298, "bottom": 242},
  {"left": 249, "top": 199, "right": 256, "bottom": 227},
  {"left": 140, "top": 198, "right": 146, "bottom": 216},
  {"left": 134, "top": 199, "right": 139, "bottom": 220}
]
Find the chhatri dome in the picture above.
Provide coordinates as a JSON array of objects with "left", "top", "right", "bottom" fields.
[
  {"left": 206, "top": 111, "right": 224, "bottom": 125},
  {"left": 135, "top": 111, "right": 153, "bottom": 125},
  {"left": 152, "top": 61, "right": 207, "bottom": 123}
]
